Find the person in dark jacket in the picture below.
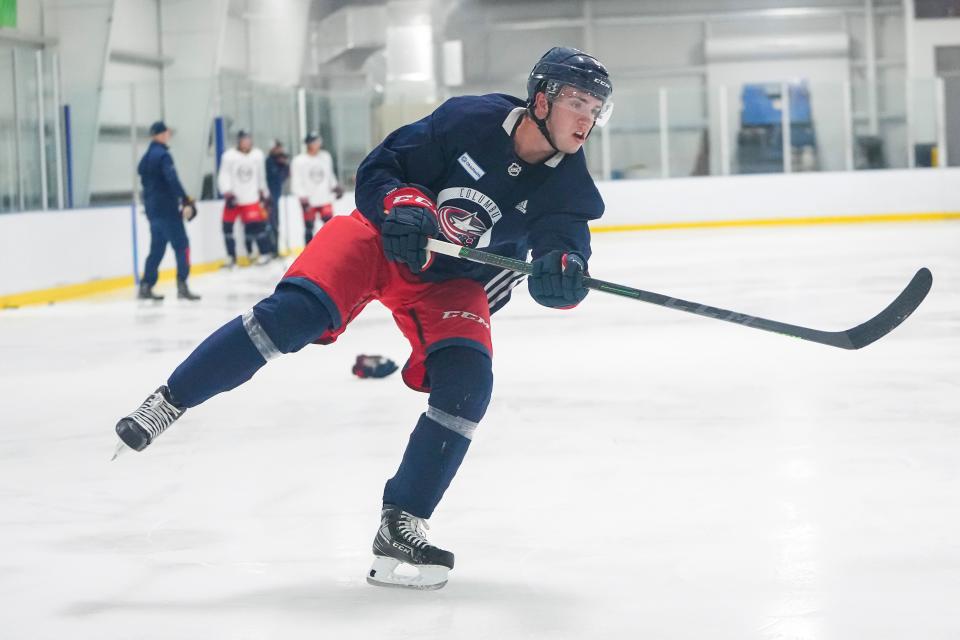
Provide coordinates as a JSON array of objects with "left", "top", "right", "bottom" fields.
[
  {"left": 265, "top": 140, "right": 290, "bottom": 257},
  {"left": 137, "top": 121, "right": 200, "bottom": 301}
]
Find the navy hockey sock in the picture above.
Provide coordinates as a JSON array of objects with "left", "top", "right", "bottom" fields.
[
  {"left": 222, "top": 222, "right": 237, "bottom": 259},
  {"left": 383, "top": 347, "right": 493, "bottom": 518},
  {"left": 167, "top": 285, "right": 333, "bottom": 408}
]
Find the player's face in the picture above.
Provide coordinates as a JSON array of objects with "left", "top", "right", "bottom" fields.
[
  {"left": 546, "top": 88, "right": 606, "bottom": 153},
  {"left": 238, "top": 137, "right": 252, "bottom": 152},
  {"left": 307, "top": 141, "right": 321, "bottom": 154}
]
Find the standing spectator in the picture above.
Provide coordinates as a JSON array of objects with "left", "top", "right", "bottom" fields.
[
  {"left": 290, "top": 132, "right": 343, "bottom": 247},
  {"left": 137, "top": 121, "right": 201, "bottom": 301},
  {"left": 265, "top": 140, "right": 290, "bottom": 257},
  {"left": 218, "top": 130, "right": 272, "bottom": 267}
]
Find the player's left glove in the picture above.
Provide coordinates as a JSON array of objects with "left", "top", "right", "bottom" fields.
[
  {"left": 528, "top": 250, "right": 589, "bottom": 308},
  {"left": 352, "top": 354, "right": 398, "bottom": 379},
  {"left": 381, "top": 186, "right": 439, "bottom": 273},
  {"left": 180, "top": 196, "right": 198, "bottom": 222},
  {"left": 333, "top": 185, "right": 344, "bottom": 200}
]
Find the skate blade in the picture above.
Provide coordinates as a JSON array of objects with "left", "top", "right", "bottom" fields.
[
  {"left": 366, "top": 556, "right": 449, "bottom": 590},
  {"left": 110, "top": 439, "right": 128, "bottom": 461}
]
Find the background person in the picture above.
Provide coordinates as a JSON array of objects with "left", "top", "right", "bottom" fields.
[
  {"left": 218, "top": 130, "right": 272, "bottom": 266},
  {"left": 290, "top": 132, "right": 343, "bottom": 247},
  {"left": 137, "top": 121, "right": 200, "bottom": 301},
  {"left": 265, "top": 140, "right": 290, "bottom": 257}
]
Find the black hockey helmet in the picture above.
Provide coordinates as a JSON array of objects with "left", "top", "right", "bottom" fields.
[
  {"left": 524, "top": 47, "right": 614, "bottom": 152},
  {"left": 527, "top": 47, "right": 613, "bottom": 108}
]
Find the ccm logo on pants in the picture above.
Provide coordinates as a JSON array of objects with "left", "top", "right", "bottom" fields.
[{"left": 441, "top": 310, "right": 490, "bottom": 329}]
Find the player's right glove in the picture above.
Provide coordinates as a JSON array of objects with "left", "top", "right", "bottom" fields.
[
  {"left": 299, "top": 198, "right": 310, "bottom": 214},
  {"left": 380, "top": 186, "right": 439, "bottom": 273},
  {"left": 528, "top": 250, "right": 589, "bottom": 309},
  {"left": 224, "top": 192, "right": 237, "bottom": 209}
]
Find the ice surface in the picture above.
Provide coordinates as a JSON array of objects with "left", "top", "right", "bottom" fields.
[{"left": 0, "top": 222, "right": 957, "bottom": 639}]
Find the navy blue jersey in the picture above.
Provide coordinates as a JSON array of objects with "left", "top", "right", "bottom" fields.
[
  {"left": 355, "top": 93, "right": 604, "bottom": 311},
  {"left": 138, "top": 141, "right": 187, "bottom": 219}
]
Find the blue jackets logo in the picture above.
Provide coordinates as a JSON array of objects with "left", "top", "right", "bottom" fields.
[
  {"left": 436, "top": 187, "right": 502, "bottom": 248},
  {"left": 438, "top": 205, "right": 486, "bottom": 246}
]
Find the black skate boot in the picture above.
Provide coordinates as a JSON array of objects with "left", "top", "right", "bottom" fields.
[
  {"left": 137, "top": 282, "right": 164, "bottom": 301},
  {"left": 115, "top": 386, "right": 186, "bottom": 452},
  {"left": 367, "top": 505, "right": 454, "bottom": 590},
  {"left": 177, "top": 280, "right": 201, "bottom": 301}
]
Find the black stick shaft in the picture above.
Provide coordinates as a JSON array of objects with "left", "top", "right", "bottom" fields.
[{"left": 425, "top": 239, "right": 932, "bottom": 350}]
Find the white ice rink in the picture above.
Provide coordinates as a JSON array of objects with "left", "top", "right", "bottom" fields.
[{"left": 1, "top": 222, "right": 957, "bottom": 640}]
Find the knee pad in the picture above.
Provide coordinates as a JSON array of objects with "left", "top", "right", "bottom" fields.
[
  {"left": 250, "top": 284, "right": 333, "bottom": 354},
  {"left": 425, "top": 346, "right": 493, "bottom": 427}
]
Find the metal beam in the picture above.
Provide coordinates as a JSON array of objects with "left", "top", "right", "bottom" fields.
[
  {"left": 0, "top": 29, "right": 57, "bottom": 47},
  {"left": 490, "top": 4, "right": 902, "bottom": 31},
  {"left": 109, "top": 50, "right": 174, "bottom": 68}
]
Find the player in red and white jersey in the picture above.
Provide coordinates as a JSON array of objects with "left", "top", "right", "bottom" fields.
[
  {"left": 290, "top": 132, "right": 343, "bottom": 246},
  {"left": 218, "top": 130, "right": 272, "bottom": 266}
]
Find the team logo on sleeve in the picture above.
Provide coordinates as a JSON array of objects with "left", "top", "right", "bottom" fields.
[{"left": 436, "top": 187, "right": 503, "bottom": 248}]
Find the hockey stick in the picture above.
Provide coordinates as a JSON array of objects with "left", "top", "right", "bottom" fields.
[{"left": 425, "top": 238, "right": 932, "bottom": 350}]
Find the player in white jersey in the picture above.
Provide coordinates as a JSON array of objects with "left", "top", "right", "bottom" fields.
[
  {"left": 290, "top": 132, "right": 343, "bottom": 246},
  {"left": 218, "top": 130, "right": 272, "bottom": 266}
]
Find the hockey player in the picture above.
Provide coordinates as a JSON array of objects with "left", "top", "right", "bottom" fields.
[
  {"left": 291, "top": 132, "right": 344, "bottom": 246},
  {"left": 265, "top": 140, "right": 290, "bottom": 257},
  {"left": 137, "top": 121, "right": 200, "bottom": 301},
  {"left": 218, "top": 131, "right": 272, "bottom": 266},
  {"left": 114, "top": 47, "right": 613, "bottom": 589}
]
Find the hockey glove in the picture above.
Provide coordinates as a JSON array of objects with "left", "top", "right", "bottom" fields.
[
  {"left": 528, "top": 250, "right": 589, "bottom": 308},
  {"left": 299, "top": 198, "right": 310, "bottom": 214},
  {"left": 381, "top": 186, "right": 439, "bottom": 273},
  {"left": 352, "top": 354, "right": 399, "bottom": 379},
  {"left": 224, "top": 192, "right": 237, "bottom": 209},
  {"left": 333, "top": 185, "right": 344, "bottom": 200}
]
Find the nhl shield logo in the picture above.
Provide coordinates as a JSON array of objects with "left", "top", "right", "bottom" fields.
[{"left": 507, "top": 162, "right": 522, "bottom": 177}]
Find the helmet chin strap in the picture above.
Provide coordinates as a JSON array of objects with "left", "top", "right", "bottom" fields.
[
  {"left": 526, "top": 99, "right": 599, "bottom": 152},
  {"left": 527, "top": 101, "right": 561, "bottom": 154}
]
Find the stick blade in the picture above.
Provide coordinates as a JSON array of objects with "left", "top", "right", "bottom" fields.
[{"left": 837, "top": 267, "right": 933, "bottom": 350}]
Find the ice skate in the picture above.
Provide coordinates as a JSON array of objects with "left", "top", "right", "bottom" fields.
[
  {"left": 137, "top": 282, "right": 164, "bottom": 301},
  {"left": 367, "top": 505, "right": 454, "bottom": 590},
  {"left": 177, "top": 280, "right": 201, "bottom": 301},
  {"left": 222, "top": 257, "right": 237, "bottom": 270},
  {"left": 114, "top": 385, "right": 185, "bottom": 452}
]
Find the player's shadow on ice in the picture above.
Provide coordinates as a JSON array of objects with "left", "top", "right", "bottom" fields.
[{"left": 63, "top": 579, "right": 578, "bottom": 633}]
